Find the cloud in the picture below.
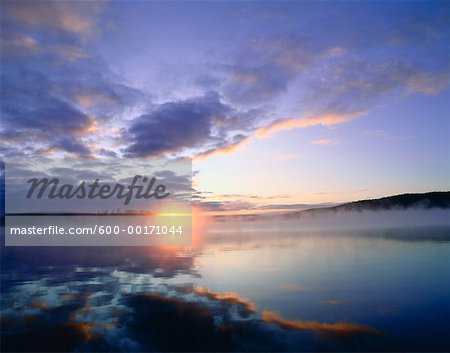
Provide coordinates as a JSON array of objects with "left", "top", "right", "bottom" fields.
[
  {"left": 405, "top": 70, "right": 450, "bottom": 95},
  {"left": 321, "top": 299, "right": 343, "bottom": 305},
  {"left": 51, "top": 136, "right": 92, "bottom": 157},
  {"left": 310, "top": 138, "right": 339, "bottom": 146},
  {"left": 224, "top": 63, "right": 295, "bottom": 104},
  {"left": 262, "top": 310, "right": 381, "bottom": 335},
  {"left": 194, "top": 135, "right": 250, "bottom": 160},
  {"left": 1, "top": 92, "right": 96, "bottom": 156},
  {"left": 0, "top": 19, "right": 146, "bottom": 157},
  {"left": 6, "top": 98, "right": 94, "bottom": 135},
  {"left": 365, "top": 129, "right": 388, "bottom": 138},
  {"left": 2, "top": 1, "right": 450, "bottom": 161},
  {"left": 388, "top": 4, "right": 450, "bottom": 45},
  {"left": 214, "top": 193, "right": 290, "bottom": 200},
  {"left": 196, "top": 200, "right": 256, "bottom": 213},
  {"left": 3, "top": 1, "right": 105, "bottom": 36},
  {"left": 123, "top": 92, "right": 226, "bottom": 156},
  {"left": 217, "top": 9, "right": 450, "bottom": 141},
  {"left": 364, "top": 129, "right": 412, "bottom": 141},
  {"left": 2, "top": 101, "right": 94, "bottom": 153},
  {"left": 221, "top": 35, "right": 328, "bottom": 106},
  {"left": 193, "top": 189, "right": 339, "bottom": 213},
  {"left": 0, "top": 30, "right": 38, "bottom": 57},
  {"left": 220, "top": 20, "right": 450, "bottom": 145},
  {"left": 123, "top": 92, "right": 251, "bottom": 158},
  {"left": 256, "top": 203, "right": 337, "bottom": 211},
  {"left": 304, "top": 55, "right": 450, "bottom": 116},
  {"left": 74, "top": 92, "right": 118, "bottom": 108},
  {"left": 52, "top": 45, "right": 88, "bottom": 60},
  {"left": 256, "top": 111, "right": 364, "bottom": 138}
]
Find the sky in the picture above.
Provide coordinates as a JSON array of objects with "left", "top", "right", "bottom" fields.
[{"left": 1, "top": 1, "right": 449, "bottom": 214}]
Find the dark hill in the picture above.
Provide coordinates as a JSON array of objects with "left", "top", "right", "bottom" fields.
[{"left": 283, "top": 191, "right": 450, "bottom": 219}]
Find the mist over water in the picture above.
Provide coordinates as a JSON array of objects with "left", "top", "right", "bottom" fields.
[
  {"left": 211, "top": 209, "right": 450, "bottom": 233},
  {"left": 1, "top": 210, "right": 450, "bottom": 352},
  {"left": 298, "top": 208, "right": 450, "bottom": 227}
]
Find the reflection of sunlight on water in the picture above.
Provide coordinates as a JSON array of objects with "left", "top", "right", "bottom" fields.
[
  {"left": 150, "top": 205, "right": 209, "bottom": 250},
  {"left": 192, "top": 206, "right": 210, "bottom": 248}
]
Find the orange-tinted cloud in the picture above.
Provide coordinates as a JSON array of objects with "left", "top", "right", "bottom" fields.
[
  {"left": 406, "top": 71, "right": 450, "bottom": 95},
  {"left": 364, "top": 129, "right": 388, "bottom": 138},
  {"left": 194, "top": 136, "right": 250, "bottom": 161},
  {"left": 256, "top": 111, "right": 365, "bottom": 138},
  {"left": 73, "top": 118, "right": 100, "bottom": 136},
  {"left": 53, "top": 45, "right": 88, "bottom": 60},
  {"left": 231, "top": 71, "right": 258, "bottom": 85},
  {"left": 262, "top": 310, "right": 381, "bottom": 335},
  {"left": 75, "top": 93, "right": 117, "bottom": 108},
  {"left": 2, "top": 33, "right": 38, "bottom": 55},
  {"left": 196, "top": 111, "right": 361, "bottom": 160},
  {"left": 4, "top": 1, "right": 104, "bottom": 36}
]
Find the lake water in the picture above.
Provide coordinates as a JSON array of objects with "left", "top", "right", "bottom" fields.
[{"left": 1, "top": 217, "right": 450, "bottom": 352}]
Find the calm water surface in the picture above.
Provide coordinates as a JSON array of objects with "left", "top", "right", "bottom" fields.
[{"left": 1, "top": 221, "right": 450, "bottom": 352}]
